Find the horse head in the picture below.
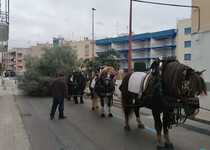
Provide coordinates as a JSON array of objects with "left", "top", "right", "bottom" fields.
[
  {"left": 94, "top": 66, "right": 116, "bottom": 97},
  {"left": 181, "top": 68, "right": 207, "bottom": 97},
  {"left": 175, "top": 67, "right": 207, "bottom": 118}
]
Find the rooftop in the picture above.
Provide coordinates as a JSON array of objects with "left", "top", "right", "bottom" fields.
[{"left": 96, "top": 29, "right": 176, "bottom": 45}]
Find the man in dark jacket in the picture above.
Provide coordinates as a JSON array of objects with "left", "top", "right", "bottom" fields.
[
  {"left": 72, "top": 71, "right": 86, "bottom": 104},
  {"left": 50, "top": 72, "right": 67, "bottom": 120}
]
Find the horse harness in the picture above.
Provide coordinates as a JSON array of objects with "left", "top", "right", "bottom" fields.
[{"left": 128, "top": 60, "right": 200, "bottom": 127}]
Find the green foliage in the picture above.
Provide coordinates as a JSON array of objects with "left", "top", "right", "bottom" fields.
[
  {"left": 82, "top": 49, "right": 120, "bottom": 74},
  {"left": 18, "top": 47, "right": 79, "bottom": 96}
]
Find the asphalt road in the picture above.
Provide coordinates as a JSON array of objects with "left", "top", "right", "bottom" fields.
[{"left": 15, "top": 96, "right": 210, "bottom": 150}]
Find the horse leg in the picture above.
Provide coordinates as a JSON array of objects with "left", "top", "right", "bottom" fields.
[
  {"left": 100, "top": 97, "right": 105, "bottom": 117},
  {"left": 90, "top": 90, "right": 95, "bottom": 111},
  {"left": 107, "top": 96, "right": 113, "bottom": 117},
  {"left": 95, "top": 97, "right": 99, "bottom": 109},
  {"left": 74, "top": 96, "right": 78, "bottom": 104},
  {"left": 134, "top": 107, "right": 144, "bottom": 129},
  {"left": 163, "top": 112, "right": 174, "bottom": 150},
  {"left": 152, "top": 110, "right": 164, "bottom": 149},
  {"left": 91, "top": 97, "right": 95, "bottom": 111}
]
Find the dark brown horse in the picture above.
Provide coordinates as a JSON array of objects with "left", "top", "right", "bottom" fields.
[
  {"left": 95, "top": 66, "right": 117, "bottom": 117},
  {"left": 119, "top": 57, "right": 207, "bottom": 150}
]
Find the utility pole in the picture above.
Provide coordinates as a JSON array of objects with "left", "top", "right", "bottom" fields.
[
  {"left": 92, "top": 8, "right": 96, "bottom": 59},
  {"left": 128, "top": 0, "right": 133, "bottom": 73}
]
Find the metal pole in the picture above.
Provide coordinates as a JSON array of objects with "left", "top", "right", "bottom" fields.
[
  {"left": 128, "top": 0, "right": 133, "bottom": 73},
  {"left": 7, "top": 0, "right": 9, "bottom": 24},
  {"left": 92, "top": 8, "right": 96, "bottom": 59},
  {"left": 0, "top": 0, "right": 1, "bottom": 15}
]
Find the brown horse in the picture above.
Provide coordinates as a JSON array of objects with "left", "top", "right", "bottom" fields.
[
  {"left": 95, "top": 66, "right": 117, "bottom": 117},
  {"left": 119, "top": 58, "right": 207, "bottom": 150}
]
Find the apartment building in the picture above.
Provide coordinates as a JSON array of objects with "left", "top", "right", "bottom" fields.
[
  {"left": 176, "top": 19, "right": 192, "bottom": 66},
  {"left": 96, "top": 29, "right": 176, "bottom": 71},
  {"left": 3, "top": 48, "right": 29, "bottom": 74},
  {"left": 4, "top": 43, "right": 52, "bottom": 74},
  {"left": 63, "top": 38, "right": 95, "bottom": 60},
  {"left": 29, "top": 42, "right": 52, "bottom": 58}
]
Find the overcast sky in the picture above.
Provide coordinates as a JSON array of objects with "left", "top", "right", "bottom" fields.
[{"left": 9, "top": 0, "right": 191, "bottom": 48}]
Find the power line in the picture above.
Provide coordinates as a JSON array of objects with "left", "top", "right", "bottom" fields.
[
  {"left": 132, "top": 0, "right": 200, "bottom": 32},
  {"left": 133, "top": 0, "right": 197, "bottom": 8}
]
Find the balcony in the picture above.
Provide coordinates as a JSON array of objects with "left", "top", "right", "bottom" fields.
[
  {"left": 151, "top": 45, "right": 176, "bottom": 50},
  {"left": 115, "top": 47, "right": 151, "bottom": 53}
]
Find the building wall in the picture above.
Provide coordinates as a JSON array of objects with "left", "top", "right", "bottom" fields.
[
  {"left": 192, "top": 0, "right": 210, "bottom": 33},
  {"left": 192, "top": 32, "right": 210, "bottom": 82},
  {"left": 28, "top": 43, "right": 51, "bottom": 58},
  {"left": 4, "top": 43, "right": 52, "bottom": 74},
  {"left": 192, "top": 0, "right": 210, "bottom": 88},
  {"left": 176, "top": 19, "right": 192, "bottom": 66},
  {"left": 4, "top": 48, "right": 29, "bottom": 74},
  {"left": 64, "top": 39, "right": 95, "bottom": 60}
]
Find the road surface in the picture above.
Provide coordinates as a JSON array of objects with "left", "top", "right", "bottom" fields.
[
  {"left": 1, "top": 78, "right": 210, "bottom": 150},
  {"left": 15, "top": 96, "right": 210, "bottom": 150}
]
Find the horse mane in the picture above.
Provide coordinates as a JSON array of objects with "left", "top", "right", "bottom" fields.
[
  {"left": 190, "top": 72, "right": 207, "bottom": 95},
  {"left": 162, "top": 60, "right": 207, "bottom": 97},
  {"left": 99, "top": 66, "right": 116, "bottom": 78}
]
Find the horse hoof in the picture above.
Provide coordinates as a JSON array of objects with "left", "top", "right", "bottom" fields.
[
  {"left": 91, "top": 107, "right": 95, "bottom": 111},
  {"left": 124, "top": 126, "right": 131, "bottom": 131},
  {"left": 164, "top": 143, "right": 174, "bottom": 150},
  {"left": 101, "top": 113, "right": 105, "bottom": 118},
  {"left": 138, "top": 123, "right": 145, "bottom": 129},
  {"left": 108, "top": 113, "right": 113, "bottom": 118}
]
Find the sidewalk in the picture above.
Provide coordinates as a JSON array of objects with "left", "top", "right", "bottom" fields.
[{"left": 0, "top": 80, "right": 31, "bottom": 150}]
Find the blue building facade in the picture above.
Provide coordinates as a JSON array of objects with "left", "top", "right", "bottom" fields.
[{"left": 96, "top": 29, "right": 176, "bottom": 70}]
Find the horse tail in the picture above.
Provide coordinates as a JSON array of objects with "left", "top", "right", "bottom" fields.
[{"left": 120, "top": 73, "right": 133, "bottom": 118}]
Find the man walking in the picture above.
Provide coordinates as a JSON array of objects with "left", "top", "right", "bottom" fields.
[
  {"left": 50, "top": 72, "right": 67, "bottom": 120},
  {"left": 72, "top": 71, "right": 86, "bottom": 104}
]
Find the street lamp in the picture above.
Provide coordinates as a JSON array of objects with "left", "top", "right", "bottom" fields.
[{"left": 92, "top": 8, "right": 96, "bottom": 59}]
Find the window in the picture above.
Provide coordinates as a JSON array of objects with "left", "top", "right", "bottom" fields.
[
  {"left": 184, "top": 27, "right": 191, "bottom": 35},
  {"left": 184, "top": 41, "right": 191, "bottom": 48},
  {"left": 184, "top": 53, "right": 191, "bottom": 61}
]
